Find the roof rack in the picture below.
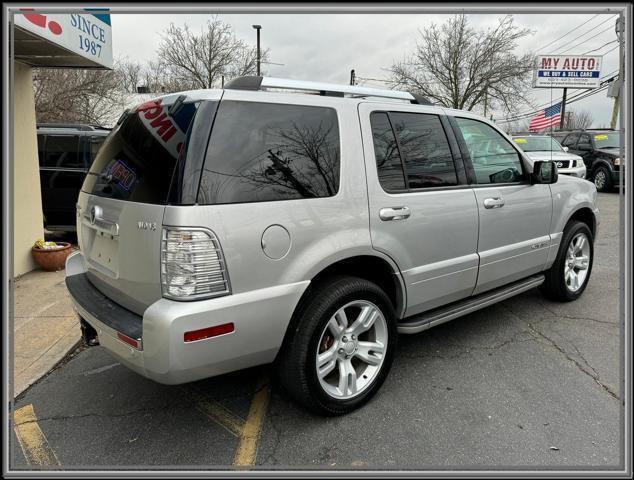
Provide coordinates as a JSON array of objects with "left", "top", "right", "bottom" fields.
[
  {"left": 36, "top": 123, "right": 110, "bottom": 131},
  {"left": 224, "top": 76, "right": 434, "bottom": 105}
]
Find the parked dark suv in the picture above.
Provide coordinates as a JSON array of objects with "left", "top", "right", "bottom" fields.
[
  {"left": 37, "top": 124, "right": 110, "bottom": 230},
  {"left": 551, "top": 129, "right": 622, "bottom": 192}
]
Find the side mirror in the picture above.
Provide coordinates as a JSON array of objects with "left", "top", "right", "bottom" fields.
[
  {"left": 563, "top": 146, "right": 569, "bottom": 152},
  {"left": 531, "top": 161, "right": 558, "bottom": 184}
]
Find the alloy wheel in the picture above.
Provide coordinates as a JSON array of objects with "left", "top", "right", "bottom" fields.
[{"left": 564, "top": 232, "right": 591, "bottom": 292}]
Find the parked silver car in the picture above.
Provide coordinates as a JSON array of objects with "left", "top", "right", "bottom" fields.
[
  {"left": 511, "top": 134, "right": 587, "bottom": 179},
  {"left": 65, "top": 77, "right": 599, "bottom": 415}
]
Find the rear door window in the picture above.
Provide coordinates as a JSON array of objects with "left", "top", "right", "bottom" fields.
[
  {"left": 197, "top": 101, "right": 340, "bottom": 204},
  {"left": 83, "top": 99, "right": 200, "bottom": 204},
  {"left": 42, "top": 135, "right": 82, "bottom": 169},
  {"left": 562, "top": 133, "right": 580, "bottom": 148},
  {"left": 390, "top": 112, "right": 458, "bottom": 188}
]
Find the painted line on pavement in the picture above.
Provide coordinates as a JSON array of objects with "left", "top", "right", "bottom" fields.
[
  {"left": 191, "top": 390, "right": 246, "bottom": 438},
  {"left": 13, "top": 404, "right": 60, "bottom": 466},
  {"left": 233, "top": 374, "right": 271, "bottom": 467}
]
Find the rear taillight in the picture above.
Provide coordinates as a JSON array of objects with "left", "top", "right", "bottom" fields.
[{"left": 161, "top": 227, "right": 231, "bottom": 301}]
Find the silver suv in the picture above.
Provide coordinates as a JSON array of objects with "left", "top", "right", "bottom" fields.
[{"left": 65, "top": 76, "right": 599, "bottom": 415}]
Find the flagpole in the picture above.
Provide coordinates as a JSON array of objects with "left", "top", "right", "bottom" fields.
[{"left": 559, "top": 88, "right": 567, "bottom": 130}]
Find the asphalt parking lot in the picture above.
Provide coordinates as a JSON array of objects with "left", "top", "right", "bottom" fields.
[{"left": 11, "top": 192, "right": 623, "bottom": 471}]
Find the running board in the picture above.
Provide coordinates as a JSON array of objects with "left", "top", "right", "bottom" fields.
[{"left": 397, "top": 274, "right": 545, "bottom": 334}]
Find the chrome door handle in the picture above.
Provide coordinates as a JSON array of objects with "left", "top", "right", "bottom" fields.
[
  {"left": 379, "top": 206, "right": 411, "bottom": 221},
  {"left": 483, "top": 197, "right": 505, "bottom": 209}
]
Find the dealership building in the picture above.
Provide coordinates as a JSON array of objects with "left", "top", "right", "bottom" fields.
[{"left": 12, "top": 10, "right": 113, "bottom": 276}]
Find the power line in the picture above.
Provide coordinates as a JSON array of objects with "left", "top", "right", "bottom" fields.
[
  {"left": 534, "top": 14, "right": 599, "bottom": 53},
  {"left": 582, "top": 40, "right": 618, "bottom": 55},
  {"left": 556, "top": 22, "right": 617, "bottom": 55},
  {"left": 547, "top": 15, "right": 616, "bottom": 54},
  {"left": 494, "top": 73, "right": 618, "bottom": 123}
]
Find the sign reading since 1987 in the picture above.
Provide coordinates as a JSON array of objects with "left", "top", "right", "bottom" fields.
[
  {"left": 14, "top": 11, "right": 113, "bottom": 68},
  {"left": 533, "top": 55, "right": 602, "bottom": 89}
]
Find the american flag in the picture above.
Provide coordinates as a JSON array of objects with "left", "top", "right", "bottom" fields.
[{"left": 529, "top": 103, "right": 562, "bottom": 132}]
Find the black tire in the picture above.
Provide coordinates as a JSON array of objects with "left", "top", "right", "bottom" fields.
[
  {"left": 276, "top": 275, "right": 397, "bottom": 416},
  {"left": 593, "top": 165, "right": 613, "bottom": 192},
  {"left": 541, "top": 221, "right": 594, "bottom": 302}
]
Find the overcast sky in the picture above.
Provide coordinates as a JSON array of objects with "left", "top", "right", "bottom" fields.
[{"left": 110, "top": 12, "right": 621, "bottom": 128}]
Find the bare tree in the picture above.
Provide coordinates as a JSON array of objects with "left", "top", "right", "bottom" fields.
[
  {"left": 562, "top": 109, "right": 594, "bottom": 130},
  {"left": 389, "top": 14, "right": 535, "bottom": 114},
  {"left": 157, "top": 17, "right": 269, "bottom": 90},
  {"left": 33, "top": 64, "right": 126, "bottom": 126},
  {"left": 117, "top": 57, "right": 143, "bottom": 93}
]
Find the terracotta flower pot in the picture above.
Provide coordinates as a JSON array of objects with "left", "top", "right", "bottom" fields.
[{"left": 31, "top": 242, "right": 72, "bottom": 271}]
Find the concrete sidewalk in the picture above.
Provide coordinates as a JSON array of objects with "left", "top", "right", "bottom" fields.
[{"left": 13, "top": 268, "right": 81, "bottom": 397}]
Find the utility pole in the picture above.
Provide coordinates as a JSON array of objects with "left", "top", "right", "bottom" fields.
[
  {"left": 350, "top": 69, "right": 356, "bottom": 86},
  {"left": 221, "top": 75, "right": 224, "bottom": 88},
  {"left": 610, "top": 16, "right": 625, "bottom": 130},
  {"left": 559, "top": 87, "right": 567, "bottom": 130},
  {"left": 483, "top": 88, "right": 488, "bottom": 117},
  {"left": 252, "top": 25, "right": 262, "bottom": 76}
]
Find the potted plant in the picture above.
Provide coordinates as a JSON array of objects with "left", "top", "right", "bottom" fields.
[{"left": 31, "top": 238, "right": 72, "bottom": 271}]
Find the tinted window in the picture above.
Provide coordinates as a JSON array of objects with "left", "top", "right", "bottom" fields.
[
  {"left": 562, "top": 133, "right": 580, "bottom": 147},
  {"left": 391, "top": 112, "right": 457, "bottom": 188},
  {"left": 42, "top": 135, "right": 81, "bottom": 168},
  {"left": 83, "top": 99, "right": 200, "bottom": 204},
  {"left": 89, "top": 136, "right": 106, "bottom": 164},
  {"left": 198, "top": 101, "right": 340, "bottom": 205},
  {"left": 37, "top": 135, "right": 45, "bottom": 166},
  {"left": 456, "top": 117, "right": 524, "bottom": 184},
  {"left": 370, "top": 112, "right": 406, "bottom": 191},
  {"left": 578, "top": 134, "right": 592, "bottom": 149}
]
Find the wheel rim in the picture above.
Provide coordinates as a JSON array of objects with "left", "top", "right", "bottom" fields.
[
  {"left": 564, "top": 232, "right": 591, "bottom": 292},
  {"left": 315, "top": 300, "right": 388, "bottom": 400},
  {"left": 594, "top": 170, "right": 606, "bottom": 190}
]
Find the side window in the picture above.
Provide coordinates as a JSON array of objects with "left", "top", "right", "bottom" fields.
[
  {"left": 390, "top": 112, "right": 458, "bottom": 188},
  {"left": 42, "top": 135, "right": 81, "bottom": 169},
  {"left": 455, "top": 117, "right": 524, "bottom": 184},
  {"left": 37, "top": 135, "right": 46, "bottom": 166},
  {"left": 562, "top": 133, "right": 580, "bottom": 148},
  {"left": 370, "top": 112, "right": 406, "bottom": 191},
  {"left": 578, "top": 134, "right": 592, "bottom": 150},
  {"left": 89, "top": 136, "right": 106, "bottom": 165},
  {"left": 198, "top": 101, "right": 340, "bottom": 205}
]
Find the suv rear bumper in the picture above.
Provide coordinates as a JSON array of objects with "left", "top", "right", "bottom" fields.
[{"left": 65, "top": 251, "right": 309, "bottom": 384}]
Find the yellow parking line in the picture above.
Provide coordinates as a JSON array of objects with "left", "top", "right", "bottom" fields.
[
  {"left": 233, "top": 375, "right": 271, "bottom": 467},
  {"left": 195, "top": 397, "right": 246, "bottom": 438},
  {"left": 13, "top": 404, "right": 60, "bottom": 466}
]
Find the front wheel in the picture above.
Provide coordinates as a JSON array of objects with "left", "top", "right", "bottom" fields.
[
  {"left": 541, "top": 221, "right": 594, "bottom": 302},
  {"left": 593, "top": 165, "right": 613, "bottom": 192},
  {"left": 276, "top": 276, "right": 397, "bottom": 415}
]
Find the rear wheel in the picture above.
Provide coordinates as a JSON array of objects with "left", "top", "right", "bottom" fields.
[
  {"left": 541, "top": 221, "right": 594, "bottom": 302},
  {"left": 593, "top": 165, "right": 613, "bottom": 192},
  {"left": 276, "top": 276, "right": 397, "bottom": 415}
]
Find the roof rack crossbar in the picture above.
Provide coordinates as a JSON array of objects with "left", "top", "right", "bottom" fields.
[{"left": 224, "top": 76, "right": 433, "bottom": 104}]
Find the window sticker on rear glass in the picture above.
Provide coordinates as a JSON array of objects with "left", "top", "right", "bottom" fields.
[
  {"left": 107, "top": 158, "right": 138, "bottom": 191},
  {"left": 594, "top": 134, "right": 608, "bottom": 141},
  {"left": 513, "top": 138, "right": 527, "bottom": 143}
]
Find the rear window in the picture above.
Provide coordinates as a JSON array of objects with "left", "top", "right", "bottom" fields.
[
  {"left": 197, "top": 101, "right": 340, "bottom": 205},
  {"left": 83, "top": 99, "right": 200, "bottom": 204}
]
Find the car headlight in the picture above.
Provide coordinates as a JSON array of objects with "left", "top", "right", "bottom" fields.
[{"left": 613, "top": 157, "right": 621, "bottom": 166}]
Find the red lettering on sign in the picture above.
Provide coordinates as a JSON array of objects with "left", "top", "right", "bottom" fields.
[
  {"left": 541, "top": 58, "right": 552, "bottom": 69},
  {"left": 21, "top": 10, "right": 62, "bottom": 35},
  {"left": 562, "top": 58, "right": 570, "bottom": 69},
  {"left": 161, "top": 126, "right": 178, "bottom": 142},
  {"left": 588, "top": 58, "right": 595, "bottom": 69}
]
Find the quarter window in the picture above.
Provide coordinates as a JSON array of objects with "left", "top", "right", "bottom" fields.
[
  {"left": 562, "top": 133, "right": 580, "bottom": 148},
  {"left": 198, "top": 101, "right": 340, "bottom": 205},
  {"left": 455, "top": 117, "right": 524, "bottom": 184},
  {"left": 42, "top": 135, "right": 82, "bottom": 169}
]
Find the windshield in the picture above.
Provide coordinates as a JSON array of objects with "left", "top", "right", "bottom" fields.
[
  {"left": 512, "top": 136, "right": 563, "bottom": 152},
  {"left": 593, "top": 132, "right": 620, "bottom": 149}
]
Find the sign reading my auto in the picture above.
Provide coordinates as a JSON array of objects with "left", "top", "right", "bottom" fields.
[
  {"left": 533, "top": 55, "right": 602, "bottom": 89},
  {"left": 14, "top": 10, "right": 113, "bottom": 68}
]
